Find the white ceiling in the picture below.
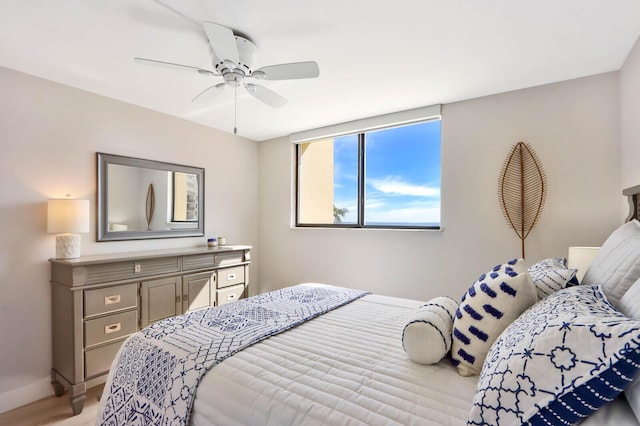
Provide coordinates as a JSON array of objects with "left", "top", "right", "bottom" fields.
[{"left": 1, "top": 1, "right": 639, "bottom": 141}]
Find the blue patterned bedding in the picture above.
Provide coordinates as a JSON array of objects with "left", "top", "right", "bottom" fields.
[{"left": 96, "top": 284, "right": 369, "bottom": 426}]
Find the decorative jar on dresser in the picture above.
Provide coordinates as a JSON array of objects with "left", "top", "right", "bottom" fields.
[{"left": 49, "top": 245, "right": 251, "bottom": 415}]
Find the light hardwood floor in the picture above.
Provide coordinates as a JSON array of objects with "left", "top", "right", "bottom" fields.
[{"left": 0, "top": 386, "right": 101, "bottom": 426}]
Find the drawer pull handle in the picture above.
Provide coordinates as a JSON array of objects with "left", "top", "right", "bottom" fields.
[
  {"left": 227, "top": 274, "right": 236, "bottom": 280},
  {"left": 227, "top": 293, "right": 237, "bottom": 301},
  {"left": 183, "top": 294, "right": 188, "bottom": 301},
  {"left": 104, "top": 322, "right": 122, "bottom": 334},
  {"left": 104, "top": 294, "right": 121, "bottom": 305}
]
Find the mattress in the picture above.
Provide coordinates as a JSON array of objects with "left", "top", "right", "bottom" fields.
[{"left": 190, "top": 294, "right": 479, "bottom": 425}]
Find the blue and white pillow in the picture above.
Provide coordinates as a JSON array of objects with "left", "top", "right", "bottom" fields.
[
  {"left": 468, "top": 285, "right": 640, "bottom": 425},
  {"left": 402, "top": 296, "right": 458, "bottom": 364},
  {"left": 528, "top": 257, "right": 579, "bottom": 300},
  {"left": 451, "top": 259, "right": 537, "bottom": 376}
]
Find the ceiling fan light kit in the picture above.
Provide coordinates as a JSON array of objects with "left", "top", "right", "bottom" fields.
[{"left": 135, "top": 1, "right": 320, "bottom": 135}]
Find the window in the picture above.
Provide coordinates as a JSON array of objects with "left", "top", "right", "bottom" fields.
[{"left": 296, "top": 119, "right": 441, "bottom": 229}]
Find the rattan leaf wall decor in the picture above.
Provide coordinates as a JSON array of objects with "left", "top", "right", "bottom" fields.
[{"left": 498, "top": 141, "right": 547, "bottom": 259}]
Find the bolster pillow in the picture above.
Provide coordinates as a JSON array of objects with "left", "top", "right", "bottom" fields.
[{"left": 402, "top": 296, "right": 459, "bottom": 364}]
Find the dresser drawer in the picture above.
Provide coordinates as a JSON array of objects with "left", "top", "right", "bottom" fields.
[
  {"left": 216, "top": 251, "right": 246, "bottom": 266},
  {"left": 183, "top": 253, "right": 216, "bottom": 271},
  {"left": 217, "top": 266, "right": 245, "bottom": 288},
  {"left": 84, "top": 257, "right": 180, "bottom": 285},
  {"left": 84, "top": 310, "right": 138, "bottom": 348},
  {"left": 85, "top": 283, "right": 138, "bottom": 317},
  {"left": 85, "top": 339, "right": 125, "bottom": 379},
  {"left": 217, "top": 283, "right": 244, "bottom": 306}
]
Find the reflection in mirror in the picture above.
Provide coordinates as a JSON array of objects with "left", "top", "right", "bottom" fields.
[
  {"left": 172, "top": 172, "right": 198, "bottom": 222},
  {"left": 145, "top": 183, "right": 155, "bottom": 230},
  {"left": 98, "top": 153, "right": 204, "bottom": 241}
]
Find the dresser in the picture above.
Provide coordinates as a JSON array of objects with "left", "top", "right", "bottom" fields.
[{"left": 49, "top": 245, "right": 251, "bottom": 415}]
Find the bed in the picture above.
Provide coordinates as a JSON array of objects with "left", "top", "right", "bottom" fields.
[
  {"left": 96, "top": 186, "right": 640, "bottom": 426},
  {"left": 190, "top": 294, "right": 478, "bottom": 425}
]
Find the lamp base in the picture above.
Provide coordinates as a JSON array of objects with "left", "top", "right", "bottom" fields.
[{"left": 56, "top": 233, "right": 82, "bottom": 259}]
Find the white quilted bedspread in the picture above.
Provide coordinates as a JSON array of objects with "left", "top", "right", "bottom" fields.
[{"left": 190, "top": 294, "right": 479, "bottom": 426}]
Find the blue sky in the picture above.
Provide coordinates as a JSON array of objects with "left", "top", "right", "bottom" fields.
[{"left": 333, "top": 120, "right": 441, "bottom": 225}]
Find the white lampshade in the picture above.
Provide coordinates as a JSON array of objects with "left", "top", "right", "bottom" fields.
[
  {"left": 48, "top": 199, "right": 90, "bottom": 233},
  {"left": 48, "top": 199, "right": 90, "bottom": 259},
  {"left": 568, "top": 246, "right": 601, "bottom": 282}
]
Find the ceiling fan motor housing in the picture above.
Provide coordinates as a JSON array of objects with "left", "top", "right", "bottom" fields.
[{"left": 211, "top": 36, "right": 257, "bottom": 78}]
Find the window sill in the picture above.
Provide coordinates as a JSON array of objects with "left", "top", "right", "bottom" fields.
[{"left": 290, "top": 225, "right": 444, "bottom": 232}]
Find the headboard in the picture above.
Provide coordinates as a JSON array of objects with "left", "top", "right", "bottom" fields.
[{"left": 623, "top": 184, "right": 640, "bottom": 222}]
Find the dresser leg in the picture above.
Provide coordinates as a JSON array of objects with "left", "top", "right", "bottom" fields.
[
  {"left": 69, "top": 383, "right": 86, "bottom": 415},
  {"left": 51, "top": 379, "right": 65, "bottom": 397},
  {"left": 50, "top": 369, "right": 65, "bottom": 397}
]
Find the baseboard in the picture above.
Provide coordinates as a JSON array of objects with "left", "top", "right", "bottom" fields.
[{"left": 0, "top": 378, "right": 53, "bottom": 414}]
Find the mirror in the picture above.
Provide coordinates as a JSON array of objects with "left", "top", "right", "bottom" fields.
[{"left": 97, "top": 153, "right": 205, "bottom": 241}]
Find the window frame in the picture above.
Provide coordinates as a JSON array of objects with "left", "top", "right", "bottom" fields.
[{"left": 294, "top": 119, "right": 441, "bottom": 230}]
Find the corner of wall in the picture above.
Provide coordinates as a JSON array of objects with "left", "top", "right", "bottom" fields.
[{"left": 620, "top": 34, "right": 640, "bottom": 191}]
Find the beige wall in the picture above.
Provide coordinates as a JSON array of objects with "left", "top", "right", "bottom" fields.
[
  {"left": 0, "top": 66, "right": 259, "bottom": 412},
  {"left": 259, "top": 72, "right": 622, "bottom": 302},
  {"left": 621, "top": 36, "right": 640, "bottom": 189}
]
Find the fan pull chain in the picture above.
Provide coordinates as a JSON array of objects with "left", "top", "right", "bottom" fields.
[{"left": 233, "top": 85, "right": 238, "bottom": 135}]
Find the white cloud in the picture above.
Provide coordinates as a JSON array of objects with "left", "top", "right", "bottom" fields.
[
  {"left": 368, "top": 177, "right": 440, "bottom": 197},
  {"left": 366, "top": 206, "right": 441, "bottom": 224},
  {"left": 365, "top": 201, "right": 385, "bottom": 210}
]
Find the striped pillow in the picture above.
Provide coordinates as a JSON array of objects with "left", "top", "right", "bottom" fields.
[
  {"left": 451, "top": 259, "right": 537, "bottom": 376},
  {"left": 402, "top": 296, "right": 458, "bottom": 364},
  {"left": 582, "top": 220, "right": 640, "bottom": 306},
  {"left": 528, "top": 257, "right": 579, "bottom": 300}
]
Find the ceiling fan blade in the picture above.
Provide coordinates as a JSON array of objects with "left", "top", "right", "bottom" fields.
[
  {"left": 152, "top": 0, "right": 200, "bottom": 26},
  {"left": 252, "top": 61, "right": 320, "bottom": 80},
  {"left": 134, "top": 57, "right": 215, "bottom": 76},
  {"left": 202, "top": 21, "right": 239, "bottom": 65},
  {"left": 244, "top": 83, "right": 287, "bottom": 108},
  {"left": 192, "top": 83, "right": 226, "bottom": 103}
]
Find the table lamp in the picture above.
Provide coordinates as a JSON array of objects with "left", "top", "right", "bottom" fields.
[
  {"left": 47, "top": 198, "right": 90, "bottom": 259},
  {"left": 568, "top": 246, "right": 601, "bottom": 282}
]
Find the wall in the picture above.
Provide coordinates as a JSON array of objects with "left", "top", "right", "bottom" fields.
[
  {"left": 621, "top": 36, "right": 640, "bottom": 189},
  {"left": 0, "top": 66, "right": 259, "bottom": 412},
  {"left": 259, "top": 72, "right": 622, "bottom": 302}
]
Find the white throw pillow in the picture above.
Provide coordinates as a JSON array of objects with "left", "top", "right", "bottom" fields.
[
  {"left": 619, "top": 276, "right": 640, "bottom": 319},
  {"left": 402, "top": 296, "right": 458, "bottom": 364},
  {"left": 581, "top": 220, "right": 640, "bottom": 307},
  {"left": 625, "top": 372, "right": 640, "bottom": 424},
  {"left": 617, "top": 277, "right": 640, "bottom": 422},
  {"left": 451, "top": 259, "right": 537, "bottom": 376}
]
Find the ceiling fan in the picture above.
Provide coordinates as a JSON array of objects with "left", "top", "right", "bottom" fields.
[{"left": 135, "top": 0, "right": 320, "bottom": 134}]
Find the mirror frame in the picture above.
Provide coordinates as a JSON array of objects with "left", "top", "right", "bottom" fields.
[{"left": 97, "top": 153, "right": 205, "bottom": 241}]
